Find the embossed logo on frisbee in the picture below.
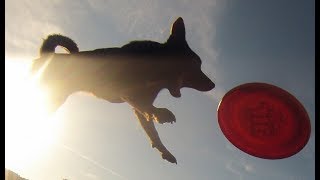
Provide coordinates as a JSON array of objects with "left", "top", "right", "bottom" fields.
[{"left": 217, "top": 82, "right": 311, "bottom": 159}]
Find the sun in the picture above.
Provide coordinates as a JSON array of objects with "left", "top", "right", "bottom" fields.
[{"left": 5, "top": 57, "right": 62, "bottom": 173}]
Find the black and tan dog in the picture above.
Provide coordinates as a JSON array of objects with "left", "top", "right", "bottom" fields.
[{"left": 31, "top": 17, "right": 215, "bottom": 164}]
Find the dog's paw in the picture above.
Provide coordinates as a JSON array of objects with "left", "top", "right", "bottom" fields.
[
  {"left": 152, "top": 108, "right": 176, "bottom": 124},
  {"left": 161, "top": 151, "right": 177, "bottom": 164}
]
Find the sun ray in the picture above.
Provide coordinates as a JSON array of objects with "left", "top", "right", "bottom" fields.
[
  {"left": 33, "top": 55, "right": 53, "bottom": 80},
  {"left": 5, "top": 57, "right": 63, "bottom": 173}
]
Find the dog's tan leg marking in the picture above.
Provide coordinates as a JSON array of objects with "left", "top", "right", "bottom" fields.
[
  {"left": 134, "top": 109, "right": 177, "bottom": 164},
  {"left": 122, "top": 95, "right": 176, "bottom": 124},
  {"left": 151, "top": 108, "right": 176, "bottom": 124}
]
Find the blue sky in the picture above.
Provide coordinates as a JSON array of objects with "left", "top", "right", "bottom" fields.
[{"left": 5, "top": 0, "right": 314, "bottom": 180}]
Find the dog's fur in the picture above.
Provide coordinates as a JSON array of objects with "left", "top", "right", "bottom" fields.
[{"left": 31, "top": 17, "right": 215, "bottom": 164}]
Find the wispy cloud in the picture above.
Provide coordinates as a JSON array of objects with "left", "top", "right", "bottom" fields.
[
  {"left": 224, "top": 153, "right": 258, "bottom": 177},
  {"left": 225, "top": 161, "right": 243, "bottom": 178},
  {"left": 244, "top": 163, "right": 254, "bottom": 173},
  {"left": 5, "top": 0, "right": 67, "bottom": 58},
  {"left": 59, "top": 143, "right": 128, "bottom": 180}
]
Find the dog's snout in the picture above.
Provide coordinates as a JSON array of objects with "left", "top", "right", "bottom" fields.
[
  {"left": 183, "top": 70, "right": 215, "bottom": 92},
  {"left": 196, "top": 71, "right": 215, "bottom": 91},
  {"left": 206, "top": 80, "right": 215, "bottom": 91},
  {"left": 198, "top": 78, "right": 215, "bottom": 91}
]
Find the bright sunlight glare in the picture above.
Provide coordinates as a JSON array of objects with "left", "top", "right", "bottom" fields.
[{"left": 5, "top": 57, "right": 62, "bottom": 173}]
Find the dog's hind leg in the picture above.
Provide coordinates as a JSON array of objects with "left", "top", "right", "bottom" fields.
[{"left": 134, "top": 109, "right": 177, "bottom": 164}]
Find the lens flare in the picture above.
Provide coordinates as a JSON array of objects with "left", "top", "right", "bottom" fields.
[{"left": 5, "top": 58, "right": 62, "bottom": 172}]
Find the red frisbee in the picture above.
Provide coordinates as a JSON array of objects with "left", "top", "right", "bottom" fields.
[{"left": 217, "top": 82, "right": 311, "bottom": 159}]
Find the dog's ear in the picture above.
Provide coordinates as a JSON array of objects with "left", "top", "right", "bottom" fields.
[{"left": 169, "top": 17, "right": 186, "bottom": 42}]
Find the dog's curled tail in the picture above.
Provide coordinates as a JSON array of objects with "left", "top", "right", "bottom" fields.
[{"left": 40, "top": 34, "right": 79, "bottom": 56}]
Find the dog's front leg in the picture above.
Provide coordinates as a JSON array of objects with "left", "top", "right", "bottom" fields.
[
  {"left": 134, "top": 109, "right": 177, "bottom": 164},
  {"left": 122, "top": 95, "right": 176, "bottom": 124}
]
